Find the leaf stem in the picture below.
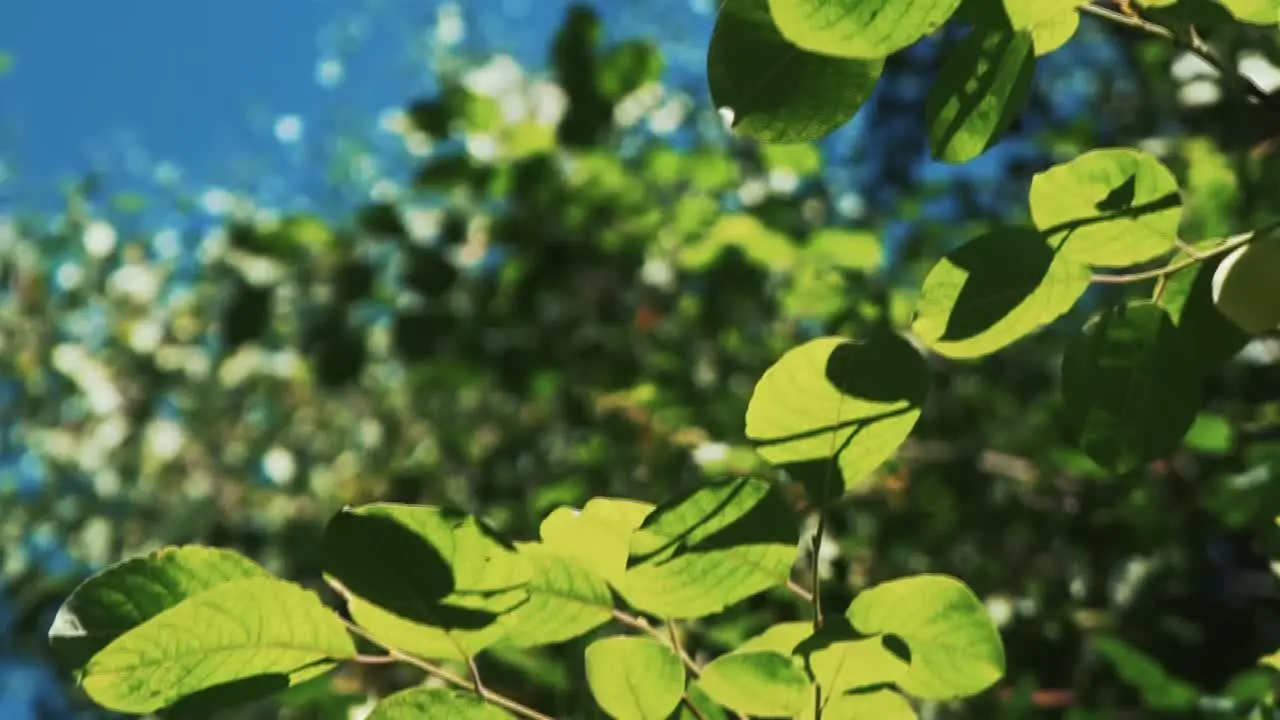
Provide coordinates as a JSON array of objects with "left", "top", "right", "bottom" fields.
[
  {"left": 1079, "top": 2, "right": 1278, "bottom": 110},
  {"left": 787, "top": 578, "right": 814, "bottom": 603},
  {"left": 341, "top": 618, "right": 554, "bottom": 720},
  {"left": 1088, "top": 223, "right": 1270, "bottom": 285},
  {"left": 328, "top": 574, "right": 553, "bottom": 720}
]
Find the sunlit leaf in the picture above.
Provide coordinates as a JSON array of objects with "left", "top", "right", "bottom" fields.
[
  {"left": 79, "top": 578, "right": 353, "bottom": 714},
  {"left": 368, "top": 687, "right": 512, "bottom": 719},
  {"left": 746, "top": 334, "right": 929, "bottom": 497},
  {"left": 49, "top": 546, "right": 272, "bottom": 673},
  {"left": 322, "top": 504, "right": 531, "bottom": 661},
  {"left": 617, "top": 477, "right": 798, "bottom": 619},
  {"left": 1029, "top": 148, "right": 1183, "bottom": 267},
  {"left": 911, "top": 227, "right": 1090, "bottom": 359},
  {"left": 768, "top": 0, "right": 964, "bottom": 59},
  {"left": 848, "top": 574, "right": 1005, "bottom": 699},
  {"left": 496, "top": 542, "right": 614, "bottom": 647},
  {"left": 699, "top": 651, "right": 811, "bottom": 716},
  {"left": 584, "top": 636, "right": 685, "bottom": 720}
]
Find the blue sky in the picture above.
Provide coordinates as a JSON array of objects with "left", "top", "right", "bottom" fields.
[{"left": 0, "top": 0, "right": 712, "bottom": 211}]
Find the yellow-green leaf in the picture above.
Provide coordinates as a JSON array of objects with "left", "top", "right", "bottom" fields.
[{"left": 585, "top": 636, "right": 685, "bottom": 720}]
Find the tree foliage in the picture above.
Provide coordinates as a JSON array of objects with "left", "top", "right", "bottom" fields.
[{"left": 15, "top": 0, "right": 1280, "bottom": 717}]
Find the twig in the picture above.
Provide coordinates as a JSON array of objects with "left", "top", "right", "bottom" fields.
[
  {"left": 787, "top": 578, "right": 814, "bottom": 604},
  {"left": 329, "top": 577, "right": 554, "bottom": 720},
  {"left": 1089, "top": 224, "right": 1270, "bottom": 285},
  {"left": 611, "top": 609, "right": 702, "bottom": 678},
  {"left": 1079, "top": 1, "right": 1280, "bottom": 110},
  {"left": 341, "top": 618, "right": 554, "bottom": 720}
]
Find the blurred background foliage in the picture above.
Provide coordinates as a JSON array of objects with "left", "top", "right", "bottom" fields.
[{"left": 3, "top": 1, "right": 1280, "bottom": 718}]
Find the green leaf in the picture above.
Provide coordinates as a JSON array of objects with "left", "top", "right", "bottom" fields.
[
  {"left": 322, "top": 504, "right": 531, "bottom": 661},
  {"left": 1061, "top": 301, "right": 1204, "bottom": 474},
  {"left": 1219, "top": 0, "right": 1279, "bottom": 23},
  {"left": 78, "top": 577, "right": 354, "bottom": 714},
  {"left": 768, "top": 0, "right": 965, "bottom": 59},
  {"left": 738, "top": 621, "right": 813, "bottom": 656},
  {"left": 805, "top": 228, "right": 885, "bottom": 272},
  {"left": 806, "top": 690, "right": 918, "bottom": 720},
  {"left": 760, "top": 143, "right": 824, "bottom": 176},
  {"left": 1157, "top": 239, "right": 1251, "bottom": 373},
  {"left": 1182, "top": 412, "right": 1235, "bottom": 455},
  {"left": 584, "top": 636, "right": 685, "bottom": 720},
  {"left": 746, "top": 334, "right": 930, "bottom": 496},
  {"left": 367, "top": 687, "right": 512, "bottom": 719},
  {"left": 911, "top": 227, "right": 1091, "bottom": 359},
  {"left": 699, "top": 651, "right": 811, "bottom": 716},
  {"left": 708, "top": 0, "right": 883, "bottom": 143},
  {"left": 1002, "top": 0, "right": 1082, "bottom": 55},
  {"left": 496, "top": 542, "right": 614, "bottom": 648},
  {"left": 48, "top": 546, "right": 271, "bottom": 673},
  {"left": 926, "top": 27, "right": 1035, "bottom": 164},
  {"left": 1211, "top": 236, "right": 1280, "bottom": 335},
  {"left": 679, "top": 682, "right": 730, "bottom": 720},
  {"left": 616, "top": 477, "right": 798, "bottom": 619},
  {"left": 680, "top": 213, "right": 800, "bottom": 271},
  {"left": 848, "top": 574, "right": 1005, "bottom": 699},
  {"left": 597, "top": 40, "right": 664, "bottom": 100},
  {"left": 809, "top": 634, "right": 911, "bottom": 704},
  {"left": 1029, "top": 148, "right": 1183, "bottom": 267},
  {"left": 1093, "top": 636, "right": 1201, "bottom": 711},
  {"left": 539, "top": 498, "right": 654, "bottom": 583}
]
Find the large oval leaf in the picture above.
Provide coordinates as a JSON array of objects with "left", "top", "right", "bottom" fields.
[
  {"left": 322, "top": 504, "right": 531, "bottom": 661},
  {"left": 1061, "top": 301, "right": 1204, "bottom": 474},
  {"left": 709, "top": 0, "right": 882, "bottom": 143},
  {"left": 699, "top": 651, "right": 811, "bottom": 716},
  {"left": 79, "top": 577, "right": 354, "bottom": 714},
  {"left": 956, "top": 0, "right": 1079, "bottom": 56},
  {"left": 911, "top": 227, "right": 1091, "bottom": 359},
  {"left": 746, "top": 334, "right": 929, "bottom": 497},
  {"left": 538, "top": 498, "right": 654, "bottom": 583},
  {"left": 616, "top": 477, "right": 798, "bottom": 619},
  {"left": 847, "top": 574, "right": 1005, "bottom": 699},
  {"left": 926, "top": 27, "right": 1035, "bottom": 164},
  {"left": 585, "top": 636, "right": 685, "bottom": 720},
  {"left": 1002, "top": 0, "right": 1082, "bottom": 55},
  {"left": 495, "top": 542, "right": 614, "bottom": 648},
  {"left": 1029, "top": 148, "right": 1183, "bottom": 267},
  {"left": 768, "top": 0, "right": 964, "bottom": 59},
  {"left": 49, "top": 546, "right": 271, "bottom": 673},
  {"left": 368, "top": 687, "right": 512, "bottom": 719}
]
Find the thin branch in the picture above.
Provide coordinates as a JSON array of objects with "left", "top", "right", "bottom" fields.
[
  {"left": 787, "top": 578, "right": 814, "bottom": 604},
  {"left": 612, "top": 609, "right": 702, "bottom": 678},
  {"left": 353, "top": 653, "right": 398, "bottom": 664},
  {"left": 328, "top": 577, "right": 554, "bottom": 720},
  {"left": 1080, "top": 1, "right": 1279, "bottom": 110},
  {"left": 1089, "top": 225, "right": 1264, "bottom": 285}
]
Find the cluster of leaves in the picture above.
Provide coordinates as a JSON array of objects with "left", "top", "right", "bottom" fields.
[
  {"left": 27, "top": 0, "right": 1280, "bottom": 718},
  {"left": 48, "top": 479, "right": 1002, "bottom": 718}
]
